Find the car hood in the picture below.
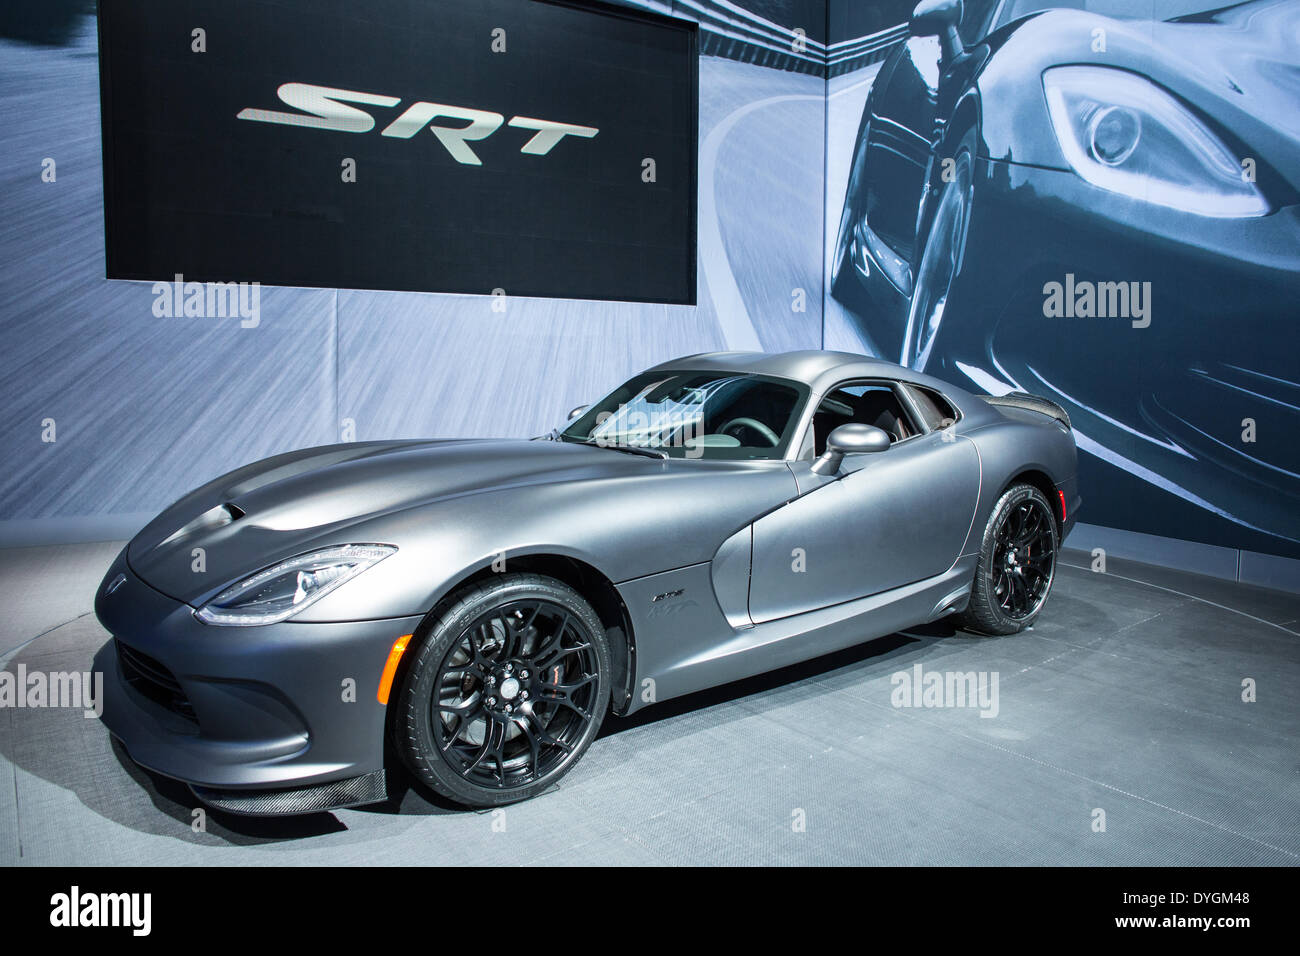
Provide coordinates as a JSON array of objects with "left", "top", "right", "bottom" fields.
[
  {"left": 985, "top": 1, "right": 1300, "bottom": 192},
  {"left": 127, "top": 438, "right": 689, "bottom": 604},
  {"left": 1157, "top": 1, "right": 1300, "bottom": 155}
]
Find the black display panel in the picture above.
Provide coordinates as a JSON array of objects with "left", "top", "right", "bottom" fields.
[{"left": 98, "top": 0, "right": 698, "bottom": 303}]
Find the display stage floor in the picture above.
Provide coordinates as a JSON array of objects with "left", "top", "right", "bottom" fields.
[{"left": 2, "top": 540, "right": 1297, "bottom": 865}]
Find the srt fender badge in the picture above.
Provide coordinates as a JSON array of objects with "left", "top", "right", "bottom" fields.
[{"left": 236, "top": 82, "right": 599, "bottom": 166}]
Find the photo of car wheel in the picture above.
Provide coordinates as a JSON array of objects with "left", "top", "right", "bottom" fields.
[{"left": 829, "top": 0, "right": 1300, "bottom": 559}]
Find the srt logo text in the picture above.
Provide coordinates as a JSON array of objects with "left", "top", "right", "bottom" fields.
[{"left": 237, "top": 82, "right": 599, "bottom": 167}]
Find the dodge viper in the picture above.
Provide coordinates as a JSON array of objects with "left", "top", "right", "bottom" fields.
[
  {"left": 830, "top": 0, "right": 1300, "bottom": 553},
  {"left": 95, "top": 351, "right": 1080, "bottom": 813}
]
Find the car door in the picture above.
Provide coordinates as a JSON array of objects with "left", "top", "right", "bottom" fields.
[{"left": 747, "top": 381, "right": 981, "bottom": 624}]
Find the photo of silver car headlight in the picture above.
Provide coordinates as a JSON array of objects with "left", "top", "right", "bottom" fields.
[{"left": 1043, "top": 65, "right": 1269, "bottom": 217}]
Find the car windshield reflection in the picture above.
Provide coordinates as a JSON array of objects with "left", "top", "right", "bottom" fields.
[{"left": 561, "top": 371, "right": 806, "bottom": 460}]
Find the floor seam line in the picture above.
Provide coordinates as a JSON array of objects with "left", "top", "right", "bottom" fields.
[
  {"left": 11, "top": 758, "right": 21, "bottom": 860},
  {"left": 809, "top": 651, "right": 1297, "bottom": 748},
  {"left": 1057, "top": 565, "right": 1300, "bottom": 637},
  {"left": 0, "top": 610, "right": 96, "bottom": 666},
  {"left": 851, "top": 694, "right": 1299, "bottom": 861}
]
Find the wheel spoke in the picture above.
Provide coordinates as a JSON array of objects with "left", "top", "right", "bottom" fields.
[
  {"left": 539, "top": 641, "right": 593, "bottom": 669},
  {"left": 430, "top": 597, "right": 600, "bottom": 791},
  {"left": 515, "top": 718, "right": 542, "bottom": 780},
  {"left": 464, "top": 716, "right": 505, "bottom": 775},
  {"left": 439, "top": 714, "right": 479, "bottom": 754},
  {"left": 464, "top": 626, "right": 484, "bottom": 666},
  {"left": 541, "top": 673, "right": 597, "bottom": 699},
  {"left": 470, "top": 622, "right": 500, "bottom": 665},
  {"left": 548, "top": 697, "right": 594, "bottom": 721},
  {"left": 532, "top": 611, "right": 569, "bottom": 664},
  {"left": 447, "top": 660, "right": 488, "bottom": 684},
  {"left": 497, "top": 612, "right": 518, "bottom": 660},
  {"left": 435, "top": 697, "right": 477, "bottom": 715},
  {"left": 529, "top": 715, "right": 575, "bottom": 755}
]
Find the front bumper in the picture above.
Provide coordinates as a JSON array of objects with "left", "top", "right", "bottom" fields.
[
  {"left": 948, "top": 155, "right": 1300, "bottom": 381},
  {"left": 93, "top": 547, "right": 423, "bottom": 811}
]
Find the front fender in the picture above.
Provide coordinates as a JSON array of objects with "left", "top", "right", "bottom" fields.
[
  {"left": 977, "top": 11, "right": 1151, "bottom": 169},
  {"left": 294, "top": 462, "right": 798, "bottom": 622}
]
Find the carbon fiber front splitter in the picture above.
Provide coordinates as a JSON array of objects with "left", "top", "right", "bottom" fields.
[{"left": 189, "top": 769, "right": 389, "bottom": 816}]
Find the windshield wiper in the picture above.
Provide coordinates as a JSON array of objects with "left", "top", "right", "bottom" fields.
[{"left": 570, "top": 439, "right": 668, "bottom": 460}]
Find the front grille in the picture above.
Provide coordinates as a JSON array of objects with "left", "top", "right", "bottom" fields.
[{"left": 116, "top": 639, "right": 197, "bottom": 725}]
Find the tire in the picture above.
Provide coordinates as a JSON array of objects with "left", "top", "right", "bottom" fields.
[
  {"left": 901, "top": 128, "right": 976, "bottom": 371},
  {"left": 958, "top": 484, "right": 1059, "bottom": 636},
  {"left": 828, "top": 226, "right": 860, "bottom": 304},
  {"left": 829, "top": 97, "right": 875, "bottom": 311},
  {"left": 393, "top": 573, "right": 611, "bottom": 807}
]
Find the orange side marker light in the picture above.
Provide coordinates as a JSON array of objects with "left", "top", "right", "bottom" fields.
[{"left": 377, "top": 634, "right": 413, "bottom": 705}]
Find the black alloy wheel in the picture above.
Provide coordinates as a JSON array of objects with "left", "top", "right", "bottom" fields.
[
  {"left": 959, "top": 484, "right": 1059, "bottom": 635},
  {"left": 394, "top": 574, "right": 610, "bottom": 807},
  {"left": 991, "top": 496, "right": 1056, "bottom": 620}
]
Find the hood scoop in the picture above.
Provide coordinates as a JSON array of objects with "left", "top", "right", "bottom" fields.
[{"left": 159, "top": 502, "right": 245, "bottom": 548}]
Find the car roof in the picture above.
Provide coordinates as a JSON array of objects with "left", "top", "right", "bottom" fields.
[{"left": 644, "top": 349, "right": 972, "bottom": 398}]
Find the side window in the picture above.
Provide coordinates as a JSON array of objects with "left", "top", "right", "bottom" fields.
[
  {"left": 812, "top": 382, "right": 920, "bottom": 456},
  {"left": 905, "top": 384, "right": 959, "bottom": 431}
]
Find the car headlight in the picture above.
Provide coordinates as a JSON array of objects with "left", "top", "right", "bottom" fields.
[
  {"left": 1043, "top": 66, "right": 1268, "bottom": 218},
  {"left": 195, "top": 544, "right": 396, "bottom": 626}
]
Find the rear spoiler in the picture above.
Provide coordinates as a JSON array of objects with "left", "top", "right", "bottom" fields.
[{"left": 982, "top": 392, "right": 1071, "bottom": 429}]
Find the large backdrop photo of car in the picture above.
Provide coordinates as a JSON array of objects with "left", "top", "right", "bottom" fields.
[{"left": 825, "top": 0, "right": 1300, "bottom": 565}]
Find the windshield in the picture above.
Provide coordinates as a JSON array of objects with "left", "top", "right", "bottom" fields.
[
  {"left": 995, "top": 0, "right": 1238, "bottom": 28},
  {"left": 561, "top": 371, "right": 807, "bottom": 460}
]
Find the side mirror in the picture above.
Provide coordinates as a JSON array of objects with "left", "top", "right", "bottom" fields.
[
  {"left": 567, "top": 405, "right": 589, "bottom": 422},
  {"left": 812, "top": 423, "right": 891, "bottom": 476},
  {"left": 911, "top": 0, "right": 964, "bottom": 63}
]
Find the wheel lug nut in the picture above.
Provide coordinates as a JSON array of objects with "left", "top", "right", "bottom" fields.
[
  {"left": 520, "top": 691, "right": 529, "bottom": 700},
  {"left": 486, "top": 697, "right": 496, "bottom": 707},
  {"left": 519, "top": 669, "right": 529, "bottom": 679}
]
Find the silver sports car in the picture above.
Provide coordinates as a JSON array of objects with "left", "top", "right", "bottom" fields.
[{"left": 94, "top": 350, "right": 1080, "bottom": 813}]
